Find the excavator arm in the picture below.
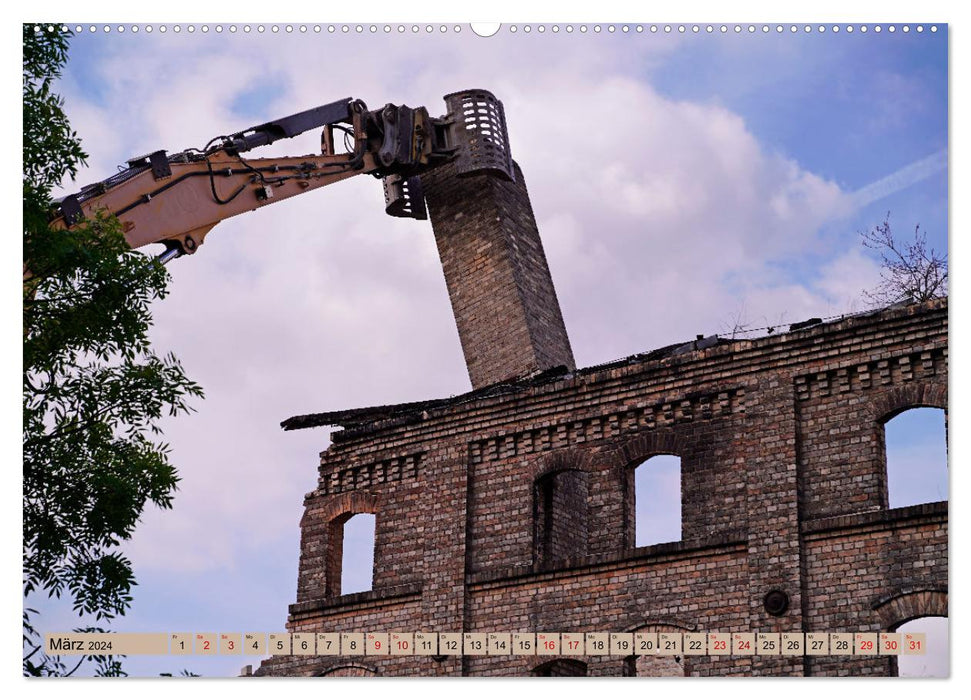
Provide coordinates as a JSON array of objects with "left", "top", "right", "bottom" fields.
[{"left": 47, "top": 89, "right": 514, "bottom": 262}]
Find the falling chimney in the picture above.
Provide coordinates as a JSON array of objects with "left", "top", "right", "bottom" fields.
[{"left": 419, "top": 91, "right": 575, "bottom": 390}]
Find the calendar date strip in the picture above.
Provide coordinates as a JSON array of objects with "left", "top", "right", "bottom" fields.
[{"left": 45, "top": 631, "right": 926, "bottom": 657}]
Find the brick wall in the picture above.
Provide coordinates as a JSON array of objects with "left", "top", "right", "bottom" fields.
[
  {"left": 421, "top": 160, "right": 575, "bottom": 389},
  {"left": 800, "top": 503, "right": 947, "bottom": 676},
  {"left": 257, "top": 298, "right": 948, "bottom": 677}
]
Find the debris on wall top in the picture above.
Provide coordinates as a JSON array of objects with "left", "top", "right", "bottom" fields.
[{"left": 282, "top": 298, "right": 946, "bottom": 436}]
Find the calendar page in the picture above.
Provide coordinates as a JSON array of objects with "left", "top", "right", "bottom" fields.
[{"left": 21, "top": 1, "right": 951, "bottom": 684}]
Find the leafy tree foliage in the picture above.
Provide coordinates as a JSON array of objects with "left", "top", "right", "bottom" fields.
[
  {"left": 23, "top": 607, "right": 126, "bottom": 677},
  {"left": 23, "top": 24, "right": 203, "bottom": 676},
  {"left": 861, "top": 215, "right": 948, "bottom": 306}
]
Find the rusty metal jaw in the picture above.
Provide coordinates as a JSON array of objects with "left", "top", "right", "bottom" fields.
[
  {"left": 443, "top": 89, "right": 515, "bottom": 182},
  {"left": 378, "top": 89, "right": 514, "bottom": 220},
  {"left": 382, "top": 174, "right": 427, "bottom": 220}
]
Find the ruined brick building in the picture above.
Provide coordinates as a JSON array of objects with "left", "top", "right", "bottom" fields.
[{"left": 256, "top": 99, "right": 948, "bottom": 676}]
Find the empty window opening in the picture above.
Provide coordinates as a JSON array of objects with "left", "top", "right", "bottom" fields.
[
  {"left": 534, "top": 470, "right": 589, "bottom": 564},
  {"left": 895, "top": 617, "right": 948, "bottom": 678},
  {"left": 634, "top": 455, "right": 682, "bottom": 547},
  {"left": 885, "top": 407, "right": 947, "bottom": 509},
  {"left": 531, "top": 659, "right": 587, "bottom": 677},
  {"left": 340, "top": 513, "right": 375, "bottom": 595}
]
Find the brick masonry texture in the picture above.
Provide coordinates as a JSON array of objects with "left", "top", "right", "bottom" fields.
[
  {"left": 255, "top": 297, "right": 948, "bottom": 677},
  {"left": 420, "top": 159, "right": 575, "bottom": 389}
]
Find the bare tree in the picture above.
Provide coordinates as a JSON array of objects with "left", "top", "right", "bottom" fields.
[
  {"left": 861, "top": 215, "right": 947, "bottom": 306},
  {"left": 720, "top": 305, "right": 750, "bottom": 340}
]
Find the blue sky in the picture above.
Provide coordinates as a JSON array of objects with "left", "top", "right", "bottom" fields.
[
  {"left": 26, "top": 18, "right": 950, "bottom": 680},
  {"left": 648, "top": 28, "right": 948, "bottom": 247},
  {"left": 886, "top": 408, "right": 949, "bottom": 508}
]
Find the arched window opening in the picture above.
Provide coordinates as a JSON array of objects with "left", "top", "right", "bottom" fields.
[
  {"left": 894, "top": 617, "right": 948, "bottom": 678},
  {"left": 884, "top": 407, "right": 947, "bottom": 509},
  {"left": 534, "top": 470, "right": 589, "bottom": 565},
  {"left": 531, "top": 659, "right": 587, "bottom": 676},
  {"left": 634, "top": 455, "right": 682, "bottom": 547},
  {"left": 341, "top": 513, "right": 375, "bottom": 594},
  {"left": 327, "top": 512, "right": 376, "bottom": 597},
  {"left": 319, "top": 665, "right": 378, "bottom": 677}
]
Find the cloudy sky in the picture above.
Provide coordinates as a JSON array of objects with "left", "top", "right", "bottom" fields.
[{"left": 29, "top": 18, "right": 949, "bottom": 679}]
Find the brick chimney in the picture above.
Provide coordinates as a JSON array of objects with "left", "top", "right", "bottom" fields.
[{"left": 421, "top": 158, "right": 575, "bottom": 389}]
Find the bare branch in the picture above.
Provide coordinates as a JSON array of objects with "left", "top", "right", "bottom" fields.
[{"left": 861, "top": 214, "right": 947, "bottom": 306}]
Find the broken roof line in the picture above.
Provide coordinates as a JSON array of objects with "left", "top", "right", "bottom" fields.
[{"left": 280, "top": 300, "right": 929, "bottom": 433}]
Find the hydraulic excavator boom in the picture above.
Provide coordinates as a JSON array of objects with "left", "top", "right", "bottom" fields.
[{"left": 48, "top": 90, "right": 514, "bottom": 262}]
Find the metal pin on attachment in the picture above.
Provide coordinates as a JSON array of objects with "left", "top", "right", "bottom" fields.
[{"left": 157, "top": 247, "right": 183, "bottom": 265}]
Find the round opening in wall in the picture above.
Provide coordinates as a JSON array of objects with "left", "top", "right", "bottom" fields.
[{"left": 764, "top": 590, "right": 790, "bottom": 616}]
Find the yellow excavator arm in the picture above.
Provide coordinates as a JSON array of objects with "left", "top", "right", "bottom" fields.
[{"left": 48, "top": 90, "right": 514, "bottom": 263}]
